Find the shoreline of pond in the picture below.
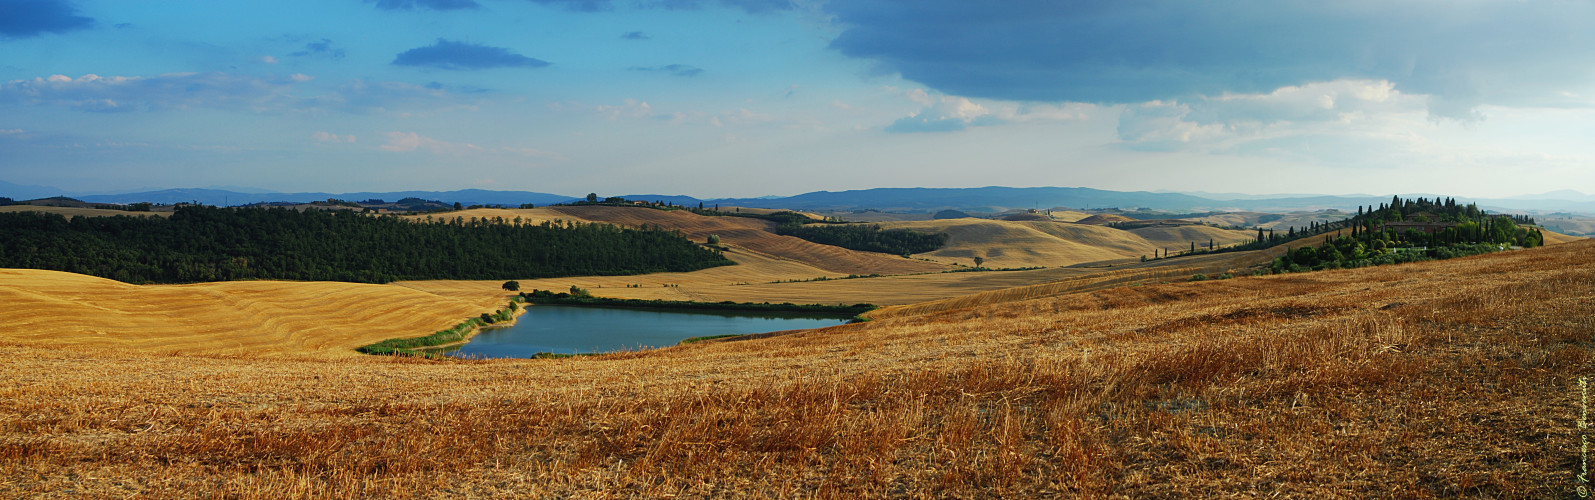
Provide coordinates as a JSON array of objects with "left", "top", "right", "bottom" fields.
[
  {"left": 438, "top": 302, "right": 851, "bottom": 359},
  {"left": 359, "top": 293, "right": 870, "bottom": 359}
]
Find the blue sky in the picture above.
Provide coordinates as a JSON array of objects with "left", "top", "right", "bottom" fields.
[{"left": 1, "top": 0, "right": 1592, "bottom": 198}]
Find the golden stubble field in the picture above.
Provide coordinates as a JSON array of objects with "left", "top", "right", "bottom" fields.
[
  {"left": 1, "top": 237, "right": 1590, "bottom": 498},
  {"left": 877, "top": 218, "right": 1256, "bottom": 269},
  {"left": 0, "top": 269, "right": 507, "bottom": 358}
]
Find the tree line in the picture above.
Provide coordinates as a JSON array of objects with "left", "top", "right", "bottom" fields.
[
  {"left": 773, "top": 223, "right": 948, "bottom": 256},
  {"left": 1158, "top": 195, "right": 1543, "bottom": 262},
  {"left": 0, "top": 206, "right": 733, "bottom": 284},
  {"left": 677, "top": 206, "right": 949, "bottom": 256},
  {"left": 518, "top": 289, "right": 875, "bottom": 318},
  {"left": 1270, "top": 196, "right": 1545, "bottom": 273}
]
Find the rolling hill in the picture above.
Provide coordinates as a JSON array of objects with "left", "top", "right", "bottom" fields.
[
  {"left": 877, "top": 218, "right": 1257, "bottom": 268},
  {"left": 546, "top": 205, "right": 947, "bottom": 276},
  {"left": 0, "top": 268, "right": 507, "bottom": 358},
  {"left": 1, "top": 238, "right": 1586, "bottom": 497}
]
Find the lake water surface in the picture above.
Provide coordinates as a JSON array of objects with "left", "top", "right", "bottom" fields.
[{"left": 440, "top": 305, "right": 849, "bottom": 358}]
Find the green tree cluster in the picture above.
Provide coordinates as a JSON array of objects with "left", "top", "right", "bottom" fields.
[
  {"left": 1269, "top": 196, "right": 1546, "bottom": 274},
  {"left": 0, "top": 206, "right": 733, "bottom": 284},
  {"left": 774, "top": 223, "right": 948, "bottom": 256}
]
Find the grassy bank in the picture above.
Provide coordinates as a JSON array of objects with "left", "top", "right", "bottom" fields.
[
  {"left": 518, "top": 289, "right": 875, "bottom": 318},
  {"left": 356, "top": 300, "right": 523, "bottom": 357}
]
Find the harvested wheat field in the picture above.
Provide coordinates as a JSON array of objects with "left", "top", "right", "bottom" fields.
[
  {"left": 0, "top": 269, "right": 508, "bottom": 358},
  {"left": 550, "top": 205, "right": 946, "bottom": 276},
  {"left": 404, "top": 247, "right": 1273, "bottom": 308},
  {"left": 1072, "top": 213, "right": 1136, "bottom": 225},
  {"left": 1126, "top": 224, "right": 1255, "bottom": 250},
  {"left": 2, "top": 239, "right": 1590, "bottom": 497},
  {"left": 882, "top": 219, "right": 1149, "bottom": 268},
  {"left": 877, "top": 219, "right": 1253, "bottom": 269},
  {"left": 1543, "top": 230, "right": 1586, "bottom": 245}
]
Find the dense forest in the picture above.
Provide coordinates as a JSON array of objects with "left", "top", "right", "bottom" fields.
[
  {"left": 1270, "top": 196, "right": 1544, "bottom": 273},
  {"left": 518, "top": 289, "right": 875, "bottom": 317},
  {"left": 0, "top": 206, "right": 733, "bottom": 284},
  {"left": 773, "top": 223, "right": 948, "bottom": 256},
  {"left": 676, "top": 206, "right": 949, "bottom": 256}
]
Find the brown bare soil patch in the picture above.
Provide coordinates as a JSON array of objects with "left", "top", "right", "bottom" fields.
[{"left": 2, "top": 239, "right": 1588, "bottom": 498}]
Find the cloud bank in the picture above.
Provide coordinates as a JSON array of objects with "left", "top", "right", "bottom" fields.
[
  {"left": 0, "top": 0, "right": 93, "bottom": 38},
  {"left": 828, "top": 1, "right": 1595, "bottom": 119}
]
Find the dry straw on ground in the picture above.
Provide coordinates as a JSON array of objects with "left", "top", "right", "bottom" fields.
[{"left": 2, "top": 239, "right": 1590, "bottom": 498}]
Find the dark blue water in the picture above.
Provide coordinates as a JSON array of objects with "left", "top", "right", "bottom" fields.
[{"left": 439, "top": 305, "right": 848, "bottom": 358}]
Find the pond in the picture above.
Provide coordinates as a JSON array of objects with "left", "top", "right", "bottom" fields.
[{"left": 438, "top": 305, "right": 850, "bottom": 358}]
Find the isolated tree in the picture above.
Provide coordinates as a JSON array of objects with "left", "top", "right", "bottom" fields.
[
  {"left": 502, "top": 280, "right": 520, "bottom": 291},
  {"left": 586, "top": 193, "right": 599, "bottom": 203},
  {"left": 453, "top": 202, "right": 463, "bottom": 210},
  {"left": 974, "top": 256, "right": 984, "bottom": 268},
  {"left": 706, "top": 234, "right": 721, "bottom": 245}
]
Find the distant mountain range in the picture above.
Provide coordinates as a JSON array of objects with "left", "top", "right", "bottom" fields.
[{"left": 3, "top": 180, "right": 1592, "bottom": 214}]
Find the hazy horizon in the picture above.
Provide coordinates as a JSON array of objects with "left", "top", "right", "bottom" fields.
[{"left": 4, "top": 178, "right": 1591, "bottom": 203}]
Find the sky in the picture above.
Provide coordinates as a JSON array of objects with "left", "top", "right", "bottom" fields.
[{"left": 1, "top": 0, "right": 1593, "bottom": 199}]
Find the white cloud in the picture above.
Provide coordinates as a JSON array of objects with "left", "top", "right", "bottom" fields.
[
  {"left": 886, "top": 89, "right": 1089, "bottom": 133},
  {"left": 378, "top": 131, "right": 482, "bottom": 154},
  {"left": 1115, "top": 79, "right": 1432, "bottom": 153},
  {"left": 0, "top": 128, "right": 22, "bottom": 135},
  {"left": 312, "top": 131, "right": 356, "bottom": 143},
  {"left": 0, "top": 72, "right": 484, "bottom": 118},
  {"left": 596, "top": 99, "right": 653, "bottom": 120},
  {"left": 260, "top": 56, "right": 279, "bottom": 64},
  {"left": 0, "top": 72, "right": 307, "bottom": 113},
  {"left": 1115, "top": 100, "right": 1228, "bottom": 147}
]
